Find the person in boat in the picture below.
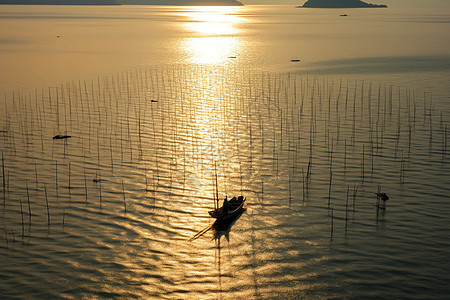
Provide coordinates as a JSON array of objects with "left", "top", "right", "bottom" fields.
[{"left": 223, "top": 196, "right": 230, "bottom": 215}]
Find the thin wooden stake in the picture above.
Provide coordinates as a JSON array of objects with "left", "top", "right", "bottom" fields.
[
  {"left": 4, "top": 227, "right": 8, "bottom": 248},
  {"left": 2, "top": 151, "right": 5, "bottom": 204},
  {"left": 302, "top": 166, "right": 305, "bottom": 202},
  {"left": 352, "top": 185, "right": 358, "bottom": 219},
  {"left": 55, "top": 161, "right": 58, "bottom": 200},
  {"left": 344, "top": 139, "right": 347, "bottom": 172},
  {"left": 44, "top": 184, "right": 50, "bottom": 226},
  {"left": 327, "top": 171, "right": 332, "bottom": 208},
  {"left": 68, "top": 162, "right": 71, "bottom": 192},
  {"left": 261, "top": 178, "right": 264, "bottom": 202},
  {"left": 215, "top": 162, "right": 219, "bottom": 209},
  {"left": 26, "top": 180, "right": 31, "bottom": 224},
  {"left": 99, "top": 173, "right": 102, "bottom": 208},
  {"left": 122, "top": 179, "right": 126, "bottom": 213},
  {"left": 289, "top": 174, "right": 292, "bottom": 208},
  {"left": 361, "top": 144, "right": 365, "bottom": 181},
  {"left": 19, "top": 198, "right": 24, "bottom": 238},
  {"left": 330, "top": 207, "right": 334, "bottom": 240},
  {"left": 345, "top": 186, "right": 349, "bottom": 232},
  {"left": 84, "top": 170, "right": 88, "bottom": 202},
  {"left": 34, "top": 160, "right": 38, "bottom": 190}
]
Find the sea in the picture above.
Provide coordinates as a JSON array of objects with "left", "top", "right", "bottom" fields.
[{"left": 1, "top": 2, "right": 450, "bottom": 299}]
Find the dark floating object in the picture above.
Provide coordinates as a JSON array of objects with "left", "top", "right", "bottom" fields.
[
  {"left": 228, "top": 56, "right": 237, "bottom": 59},
  {"left": 93, "top": 179, "right": 101, "bottom": 183},
  {"left": 52, "top": 135, "right": 71, "bottom": 139},
  {"left": 209, "top": 196, "right": 245, "bottom": 221},
  {"left": 376, "top": 192, "right": 389, "bottom": 201},
  {"left": 291, "top": 59, "right": 301, "bottom": 62},
  {"left": 57, "top": 35, "right": 60, "bottom": 38},
  {"left": 151, "top": 99, "right": 158, "bottom": 103},
  {"left": 340, "top": 14, "right": 348, "bottom": 16}
]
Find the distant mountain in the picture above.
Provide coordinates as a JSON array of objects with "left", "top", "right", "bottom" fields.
[
  {"left": 0, "top": 0, "right": 120, "bottom": 4},
  {"left": 300, "top": 0, "right": 387, "bottom": 8},
  {"left": 0, "top": 0, "right": 243, "bottom": 5}
]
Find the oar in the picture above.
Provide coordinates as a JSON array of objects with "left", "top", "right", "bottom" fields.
[
  {"left": 189, "top": 223, "right": 213, "bottom": 242},
  {"left": 215, "top": 162, "right": 219, "bottom": 209}
]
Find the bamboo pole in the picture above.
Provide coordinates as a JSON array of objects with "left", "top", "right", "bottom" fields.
[
  {"left": 4, "top": 227, "right": 8, "bottom": 248},
  {"left": 327, "top": 171, "right": 332, "bottom": 208},
  {"left": 302, "top": 166, "right": 305, "bottom": 202},
  {"left": 55, "top": 161, "right": 58, "bottom": 201},
  {"left": 44, "top": 184, "right": 50, "bottom": 226},
  {"left": 122, "top": 179, "right": 126, "bottom": 213},
  {"left": 19, "top": 198, "right": 24, "bottom": 238},
  {"left": 2, "top": 151, "right": 5, "bottom": 204},
  {"left": 34, "top": 160, "right": 38, "bottom": 190},
  {"left": 330, "top": 207, "right": 334, "bottom": 240},
  {"left": 361, "top": 144, "right": 365, "bottom": 182},
  {"left": 215, "top": 162, "right": 219, "bottom": 209},
  {"left": 68, "top": 162, "right": 71, "bottom": 192},
  {"left": 345, "top": 186, "right": 349, "bottom": 233},
  {"left": 84, "top": 169, "right": 88, "bottom": 203},
  {"left": 99, "top": 173, "right": 102, "bottom": 208},
  {"left": 352, "top": 185, "right": 358, "bottom": 220},
  {"left": 26, "top": 180, "right": 31, "bottom": 224},
  {"left": 376, "top": 184, "right": 381, "bottom": 222}
]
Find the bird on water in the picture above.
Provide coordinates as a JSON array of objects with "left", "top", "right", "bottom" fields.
[
  {"left": 376, "top": 192, "right": 389, "bottom": 201},
  {"left": 376, "top": 192, "right": 389, "bottom": 210}
]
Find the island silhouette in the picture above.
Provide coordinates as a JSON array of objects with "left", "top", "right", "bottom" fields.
[
  {"left": 0, "top": 0, "right": 243, "bottom": 5},
  {"left": 300, "top": 0, "right": 387, "bottom": 8}
]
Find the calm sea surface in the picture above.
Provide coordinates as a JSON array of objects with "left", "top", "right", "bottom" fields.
[{"left": 1, "top": 4, "right": 450, "bottom": 299}]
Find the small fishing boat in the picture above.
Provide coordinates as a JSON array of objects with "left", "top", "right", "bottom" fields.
[
  {"left": 52, "top": 135, "right": 71, "bottom": 139},
  {"left": 209, "top": 196, "right": 246, "bottom": 221}
]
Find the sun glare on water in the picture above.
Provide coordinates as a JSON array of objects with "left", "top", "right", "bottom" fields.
[{"left": 178, "top": 6, "right": 244, "bottom": 64}]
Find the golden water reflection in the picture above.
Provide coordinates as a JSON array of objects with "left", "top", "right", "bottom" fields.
[
  {"left": 184, "top": 36, "right": 240, "bottom": 64},
  {"left": 178, "top": 6, "right": 245, "bottom": 64}
]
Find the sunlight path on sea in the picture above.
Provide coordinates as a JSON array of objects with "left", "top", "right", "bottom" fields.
[
  {"left": 1, "top": 4, "right": 450, "bottom": 299},
  {"left": 177, "top": 6, "right": 245, "bottom": 64}
]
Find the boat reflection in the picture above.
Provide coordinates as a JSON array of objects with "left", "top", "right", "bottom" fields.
[
  {"left": 189, "top": 207, "right": 245, "bottom": 242},
  {"left": 213, "top": 208, "right": 245, "bottom": 296},
  {"left": 213, "top": 207, "right": 246, "bottom": 242}
]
